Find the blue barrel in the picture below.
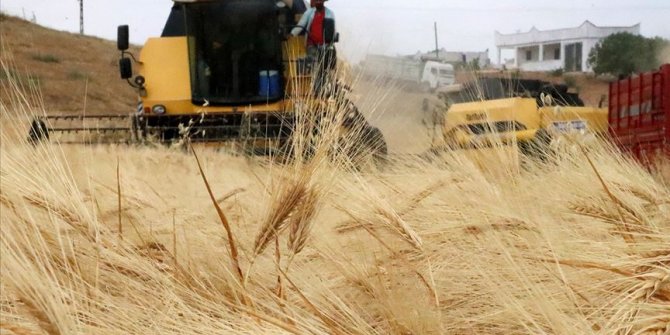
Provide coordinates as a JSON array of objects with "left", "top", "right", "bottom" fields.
[{"left": 259, "top": 70, "right": 280, "bottom": 98}]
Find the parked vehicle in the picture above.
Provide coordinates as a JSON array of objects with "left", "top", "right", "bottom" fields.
[
  {"left": 360, "top": 54, "right": 455, "bottom": 91},
  {"left": 439, "top": 78, "right": 607, "bottom": 156},
  {"left": 608, "top": 64, "right": 670, "bottom": 165}
]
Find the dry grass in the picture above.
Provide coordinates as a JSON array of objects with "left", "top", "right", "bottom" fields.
[
  {"left": 0, "top": 14, "right": 138, "bottom": 114},
  {"left": 2, "top": 50, "right": 670, "bottom": 335}
]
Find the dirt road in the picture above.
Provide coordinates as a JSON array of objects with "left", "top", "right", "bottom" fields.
[{"left": 351, "top": 79, "right": 440, "bottom": 154}]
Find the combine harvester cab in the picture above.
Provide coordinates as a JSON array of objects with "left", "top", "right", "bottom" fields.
[
  {"left": 118, "top": 0, "right": 300, "bottom": 150},
  {"left": 115, "top": 0, "right": 385, "bottom": 156},
  {"left": 608, "top": 64, "right": 670, "bottom": 166},
  {"left": 32, "top": 0, "right": 386, "bottom": 158},
  {"left": 440, "top": 77, "right": 608, "bottom": 157}
]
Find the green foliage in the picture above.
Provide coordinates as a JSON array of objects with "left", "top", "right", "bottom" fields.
[
  {"left": 27, "top": 74, "right": 41, "bottom": 87},
  {"left": 67, "top": 70, "right": 87, "bottom": 80},
  {"left": 0, "top": 68, "right": 18, "bottom": 81},
  {"left": 31, "top": 53, "right": 61, "bottom": 63},
  {"left": 469, "top": 57, "right": 481, "bottom": 71},
  {"left": 588, "top": 32, "right": 668, "bottom": 76}
]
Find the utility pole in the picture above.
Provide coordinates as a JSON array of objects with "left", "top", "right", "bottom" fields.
[
  {"left": 434, "top": 22, "right": 439, "bottom": 59},
  {"left": 79, "top": 0, "right": 84, "bottom": 35}
]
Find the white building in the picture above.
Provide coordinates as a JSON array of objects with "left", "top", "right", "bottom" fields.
[{"left": 494, "top": 21, "right": 640, "bottom": 72}]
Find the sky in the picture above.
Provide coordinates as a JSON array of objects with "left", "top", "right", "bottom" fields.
[{"left": 2, "top": 0, "right": 669, "bottom": 63}]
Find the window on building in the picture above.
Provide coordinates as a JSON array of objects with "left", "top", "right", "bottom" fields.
[
  {"left": 526, "top": 50, "right": 532, "bottom": 61},
  {"left": 554, "top": 48, "right": 560, "bottom": 60}
]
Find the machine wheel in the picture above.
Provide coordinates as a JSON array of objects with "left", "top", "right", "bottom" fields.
[
  {"left": 364, "top": 126, "right": 388, "bottom": 157},
  {"left": 357, "top": 126, "right": 388, "bottom": 168},
  {"left": 27, "top": 118, "right": 49, "bottom": 144}
]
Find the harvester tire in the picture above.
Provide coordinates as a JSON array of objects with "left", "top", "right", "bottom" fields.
[
  {"left": 27, "top": 118, "right": 49, "bottom": 144},
  {"left": 361, "top": 126, "right": 388, "bottom": 167}
]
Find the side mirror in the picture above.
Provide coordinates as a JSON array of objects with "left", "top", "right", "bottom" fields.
[
  {"left": 117, "top": 25, "right": 129, "bottom": 51},
  {"left": 119, "top": 57, "right": 132, "bottom": 79},
  {"left": 323, "top": 18, "right": 337, "bottom": 44}
]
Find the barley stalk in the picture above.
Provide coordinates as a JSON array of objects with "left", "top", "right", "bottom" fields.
[
  {"left": 191, "top": 147, "right": 243, "bottom": 282},
  {"left": 287, "top": 187, "right": 319, "bottom": 256},
  {"left": 254, "top": 181, "right": 307, "bottom": 256},
  {"left": 116, "top": 157, "right": 122, "bottom": 241}
]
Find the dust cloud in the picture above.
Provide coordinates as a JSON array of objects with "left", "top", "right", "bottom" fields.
[{"left": 659, "top": 44, "right": 670, "bottom": 64}]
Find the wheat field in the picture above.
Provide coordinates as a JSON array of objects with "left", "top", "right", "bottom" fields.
[{"left": 1, "top": 61, "right": 670, "bottom": 335}]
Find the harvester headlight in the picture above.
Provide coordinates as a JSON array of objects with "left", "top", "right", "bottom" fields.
[
  {"left": 134, "top": 75, "right": 146, "bottom": 86},
  {"left": 152, "top": 105, "right": 166, "bottom": 115}
]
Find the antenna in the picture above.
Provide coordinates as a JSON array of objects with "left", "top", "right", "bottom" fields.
[{"left": 78, "top": 0, "right": 84, "bottom": 35}]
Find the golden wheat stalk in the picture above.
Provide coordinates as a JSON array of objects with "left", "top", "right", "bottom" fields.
[
  {"left": 253, "top": 181, "right": 307, "bottom": 256},
  {"left": 287, "top": 187, "right": 319, "bottom": 256},
  {"left": 191, "top": 146, "right": 243, "bottom": 282}
]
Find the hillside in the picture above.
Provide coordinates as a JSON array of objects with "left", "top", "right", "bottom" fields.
[{"left": 0, "top": 14, "right": 137, "bottom": 114}]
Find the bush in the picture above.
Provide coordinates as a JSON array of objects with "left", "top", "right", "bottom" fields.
[
  {"left": 67, "top": 70, "right": 87, "bottom": 80},
  {"left": 469, "top": 58, "right": 481, "bottom": 71},
  {"left": 31, "top": 53, "right": 60, "bottom": 63},
  {"left": 588, "top": 33, "right": 668, "bottom": 76}
]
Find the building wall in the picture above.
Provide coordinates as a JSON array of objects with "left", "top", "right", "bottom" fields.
[
  {"left": 543, "top": 43, "right": 561, "bottom": 61},
  {"left": 495, "top": 21, "right": 640, "bottom": 47},
  {"left": 517, "top": 46, "right": 540, "bottom": 65},
  {"left": 494, "top": 21, "right": 641, "bottom": 72}
]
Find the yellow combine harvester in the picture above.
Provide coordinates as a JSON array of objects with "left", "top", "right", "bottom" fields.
[
  {"left": 439, "top": 78, "right": 607, "bottom": 156},
  {"left": 31, "top": 0, "right": 386, "bottom": 158}
]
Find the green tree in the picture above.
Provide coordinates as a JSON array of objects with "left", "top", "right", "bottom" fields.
[
  {"left": 469, "top": 57, "right": 481, "bottom": 71},
  {"left": 588, "top": 32, "right": 668, "bottom": 76}
]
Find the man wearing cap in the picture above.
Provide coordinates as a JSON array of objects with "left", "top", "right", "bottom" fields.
[
  {"left": 291, "top": 0, "right": 336, "bottom": 95},
  {"left": 291, "top": 0, "right": 335, "bottom": 47}
]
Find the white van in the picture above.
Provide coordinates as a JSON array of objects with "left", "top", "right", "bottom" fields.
[{"left": 422, "top": 61, "right": 455, "bottom": 91}]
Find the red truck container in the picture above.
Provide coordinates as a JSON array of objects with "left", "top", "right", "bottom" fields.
[{"left": 609, "top": 64, "right": 670, "bottom": 165}]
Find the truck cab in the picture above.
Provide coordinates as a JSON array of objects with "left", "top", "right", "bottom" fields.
[{"left": 422, "top": 61, "right": 455, "bottom": 91}]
